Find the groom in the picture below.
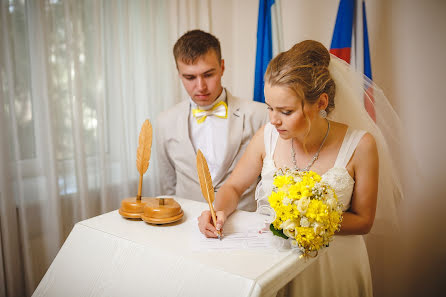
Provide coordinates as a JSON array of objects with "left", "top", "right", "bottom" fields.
[{"left": 155, "top": 30, "right": 268, "bottom": 211}]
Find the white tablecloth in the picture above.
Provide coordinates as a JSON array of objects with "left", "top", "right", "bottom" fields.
[{"left": 32, "top": 197, "right": 320, "bottom": 297}]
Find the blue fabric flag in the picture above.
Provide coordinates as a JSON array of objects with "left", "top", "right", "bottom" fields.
[
  {"left": 362, "top": 0, "right": 372, "bottom": 80},
  {"left": 254, "top": 0, "right": 275, "bottom": 103}
]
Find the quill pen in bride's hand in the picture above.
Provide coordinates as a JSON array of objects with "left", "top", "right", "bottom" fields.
[
  {"left": 196, "top": 149, "right": 221, "bottom": 240},
  {"left": 136, "top": 119, "right": 152, "bottom": 200}
]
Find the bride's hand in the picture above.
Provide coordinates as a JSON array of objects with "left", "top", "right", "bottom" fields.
[{"left": 197, "top": 210, "right": 226, "bottom": 238}]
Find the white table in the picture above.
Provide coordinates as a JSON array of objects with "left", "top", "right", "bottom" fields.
[{"left": 32, "top": 197, "right": 320, "bottom": 297}]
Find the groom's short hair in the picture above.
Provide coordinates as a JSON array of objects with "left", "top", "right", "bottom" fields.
[{"left": 173, "top": 29, "right": 222, "bottom": 67}]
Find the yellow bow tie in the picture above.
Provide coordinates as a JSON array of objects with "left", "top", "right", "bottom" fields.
[{"left": 192, "top": 101, "right": 228, "bottom": 124}]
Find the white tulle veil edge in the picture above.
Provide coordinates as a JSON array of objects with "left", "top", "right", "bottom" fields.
[{"left": 327, "top": 54, "right": 403, "bottom": 238}]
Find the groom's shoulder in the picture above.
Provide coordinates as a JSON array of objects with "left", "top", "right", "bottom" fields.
[
  {"left": 228, "top": 92, "right": 267, "bottom": 117},
  {"left": 157, "top": 100, "right": 188, "bottom": 125},
  {"left": 229, "top": 94, "right": 266, "bottom": 109}
]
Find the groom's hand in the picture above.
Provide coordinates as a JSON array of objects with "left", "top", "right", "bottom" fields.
[{"left": 198, "top": 210, "right": 226, "bottom": 238}]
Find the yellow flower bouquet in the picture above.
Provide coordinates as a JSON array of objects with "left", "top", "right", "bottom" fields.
[{"left": 268, "top": 168, "right": 343, "bottom": 257}]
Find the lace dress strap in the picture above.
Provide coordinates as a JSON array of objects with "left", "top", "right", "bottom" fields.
[
  {"left": 263, "top": 123, "right": 279, "bottom": 159},
  {"left": 334, "top": 128, "right": 367, "bottom": 168}
]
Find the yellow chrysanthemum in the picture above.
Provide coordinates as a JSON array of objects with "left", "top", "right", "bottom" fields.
[
  {"left": 288, "top": 184, "right": 302, "bottom": 200},
  {"left": 268, "top": 191, "right": 285, "bottom": 208},
  {"left": 273, "top": 175, "right": 293, "bottom": 189}
]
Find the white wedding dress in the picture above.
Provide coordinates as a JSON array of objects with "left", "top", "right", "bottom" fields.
[{"left": 256, "top": 123, "right": 373, "bottom": 297}]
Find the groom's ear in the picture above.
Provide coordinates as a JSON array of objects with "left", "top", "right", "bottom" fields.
[{"left": 317, "top": 93, "right": 329, "bottom": 110}]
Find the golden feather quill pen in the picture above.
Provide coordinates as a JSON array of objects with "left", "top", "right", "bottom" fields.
[
  {"left": 136, "top": 119, "right": 152, "bottom": 200},
  {"left": 196, "top": 149, "right": 221, "bottom": 239}
]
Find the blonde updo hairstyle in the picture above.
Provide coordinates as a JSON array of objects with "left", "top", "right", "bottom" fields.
[{"left": 265, "top": 40, "right": 336, "bottom": 116}]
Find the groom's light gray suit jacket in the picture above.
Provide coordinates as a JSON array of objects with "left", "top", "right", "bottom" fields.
[{"left": 155, "top": 91, "right": 269, "bottom": 211}]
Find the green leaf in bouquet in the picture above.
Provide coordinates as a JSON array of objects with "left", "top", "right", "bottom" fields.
[{"left": 270, "top": 223, "right": 289, "bottom": 239}]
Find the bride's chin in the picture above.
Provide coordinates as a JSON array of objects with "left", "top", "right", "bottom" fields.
[{"left": 278, "top": 134, "right": 291, "bottom": 140}]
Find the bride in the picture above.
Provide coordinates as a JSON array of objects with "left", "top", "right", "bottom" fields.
[{"left": 198, "top": 40, "right": 401, "bottom": 296}]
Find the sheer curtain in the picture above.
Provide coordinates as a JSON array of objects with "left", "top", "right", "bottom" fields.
[{"left": 0, "top": 0, "right": 211, "bottom": 296}]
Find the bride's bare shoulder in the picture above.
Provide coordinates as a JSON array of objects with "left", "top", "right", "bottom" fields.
[
  {"left": 329, "top": 121, "right": 377, "bottom": 152},
  {"left": 356, "top": 132, "right": 377, "bottom": 154}
]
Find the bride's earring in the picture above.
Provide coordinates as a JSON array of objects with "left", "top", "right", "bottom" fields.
[{"left": 319, "top": 109, "right": 327, "bottom": 118}]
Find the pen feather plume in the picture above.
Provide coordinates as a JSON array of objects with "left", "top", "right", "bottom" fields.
[
  {"left": 136, "top": 119, "right": 153, "bottom": 175},
  {"left": 135, "top": 119, "right": 152, "bottom": 200},
  {"left": 196, "top": 150, "right": 215, "bottom": 204},
  {"left": 197, "top": 149, "right": 221, "bottom": 239}
]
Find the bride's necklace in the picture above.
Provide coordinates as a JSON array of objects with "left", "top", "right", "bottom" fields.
[{"left": 291, "top": 119, "right": 330, "bottom": 172}]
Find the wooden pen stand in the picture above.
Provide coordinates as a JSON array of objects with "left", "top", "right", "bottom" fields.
[{"left": 119, "top": 196, "right": 183, "bottom": 224}]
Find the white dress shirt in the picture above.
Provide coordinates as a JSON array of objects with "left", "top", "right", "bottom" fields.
[{"left": 189, "top": 89, "right": 228, "bottom": 180}]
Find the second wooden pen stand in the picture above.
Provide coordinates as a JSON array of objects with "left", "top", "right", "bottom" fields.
[{"left": 141, "top": 197, "right": 184, "bottom": 225}]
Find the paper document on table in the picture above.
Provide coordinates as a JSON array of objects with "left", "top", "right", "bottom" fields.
[{"left": 192, "top": 210, "right": 275, "bottom": 251}]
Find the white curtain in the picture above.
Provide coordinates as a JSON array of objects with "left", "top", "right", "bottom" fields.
[{"left": 0, "top": 0, "right": 210, "bottom": 296}]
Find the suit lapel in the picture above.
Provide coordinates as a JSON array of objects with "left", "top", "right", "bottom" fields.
[
  {"left": 177, "top": 100, "right": 198, "bottom": 178},
  {"left": 213, "top": 92, "right": 244, "bottom": 186}
]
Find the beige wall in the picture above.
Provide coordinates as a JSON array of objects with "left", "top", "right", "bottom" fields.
[
  {"left": 211, "top": 0, "right": 446, "bottom": 295},
  {"left": 388, "top": 1, "right": 446, "bottom": 295}
]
